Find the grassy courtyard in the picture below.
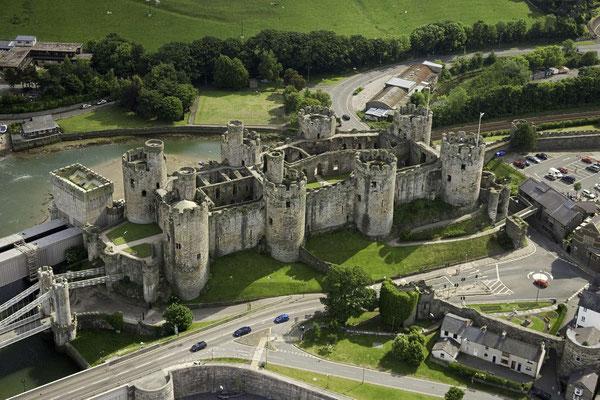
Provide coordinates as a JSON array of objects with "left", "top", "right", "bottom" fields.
[
  {"left": 190, "top": 249, "right": 324, "bottom": 303},
  {"left": 58, "top": 106, "right": 189, "bottom": 133},
  {"left": 123, "top": 243, "right": 153, "bottom": 258},
  {"left": 484, "top": 158, "right": 528, "bottom": 195},
  {"left": 266, "top": 364, "right": 438, "bottom": 400},
  {"left": 306, "top": 173, "right": 352, "bottom": 189},
  {"left": 0, "top": 0, "right": 540, "bottom": 51},
  {"left": 106, "top": 222, "right": 162, "bottom": 245},
  {"left": 305, "top": 229, "right": 509, "bottom": 280},
  {"left": 194, "top": 88, "right": 286, "bottom": 125}
]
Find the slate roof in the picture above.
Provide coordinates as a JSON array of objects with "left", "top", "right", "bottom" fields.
[
  {"left": 576, "top": 201, "right": 598, "bottom": 215},
  {"left": 21, "top": 115, "right": 59, "bottom": 134},
  {"left": 433, "top": 337, "right": 460, "bottom": 358},
  {"left": 440, "top": 313, "right": 470, "bottom": 337},
  {"left": 579, "top": 289, "right": 600, "bottom": 314},
  {"left": 519, "top": 177, "right": 582, "bottom": 226},
  {"left": 568, "top": 369, "right": 599, "bottom": 392},
  {"left": 15, "top": 35, "right": 36, "bottom": 41}
]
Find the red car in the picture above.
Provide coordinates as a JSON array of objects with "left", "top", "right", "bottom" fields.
[
  {"left": 534, "top": 279, "right": 548, "bottom": 288},
  {"left": 513, "top": 160, "right": 526, "bottom": 169},
  {"left": 558, "top": 167, "right": 568, "bottom": 174},
  {"left": 582, "top": 157, "right": 594, "bottom": 164}
]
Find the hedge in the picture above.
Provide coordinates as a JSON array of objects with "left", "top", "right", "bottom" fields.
[
  {"left": 101, "top": 311, "right": 124, "bottom": 331},
  {"left": 379, "top": 279, "right": 419, "bottom": 329},
  {"left": 549, "top": 303, "right": 567, "bottom": 335},
  {"left": 447, "top": 362, "right": 526, "bottom": 391},
  {"left": 537, "top": 117, "right": 600, "bottom": 131}
]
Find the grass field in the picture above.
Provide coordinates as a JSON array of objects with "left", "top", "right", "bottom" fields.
[
  {"left": 305, "top": 229, "right": 509, "bottom": 280},
  {"left": 484, "top": 158, "right": 528, "bottom": 195},
  {"left": 106, "top": 222, "right": 162, "bottom": 245},
  {"left": 0, "top": 0, "right": 540, "bottom": 51},
  {"left": 58, "top": 106, "right": 189, "bottom": 133},
  {"left": 195, "top": 88, "right": 286, "bottom": 125},
  {"left": 467, "top": 301, "right": 553, "bottom": 313},
  {"left": 266, "top": 364, "right": 438, "bottom": 400},
  {"left": 542, "top": 124, "right": 600, "bottom": 132},
  {"left": 123, "top": 243, "right": 153, "bottom": 258},
  {"left": 190, "top": 249, "right": 324, "bottom": 303}
]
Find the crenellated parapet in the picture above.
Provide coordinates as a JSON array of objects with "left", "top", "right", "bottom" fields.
[
  {"left": 298, "top": 106, "right": 336, "bottom": 140},
  {"left": 391, "top": 103, "right": 433, "bottom": 144},
  {"left": 220, "top": 120, "right": 262, "bottom": 168}
]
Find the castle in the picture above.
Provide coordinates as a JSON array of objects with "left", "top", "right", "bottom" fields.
[{"left": 51, "top": 104, "right": 509, "bottom": 302}]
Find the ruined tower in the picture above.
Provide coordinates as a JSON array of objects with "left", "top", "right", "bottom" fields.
[
  {"left": 391, "top": 104, "right": 433, "bottom": 144},
  {"left": 51, "top": 276, "right": 76, "bottom": 346},
  {"left": 220, "top": 120, "right": 262, "bottom": 168},
  {"left": 264, "top": 150, "right": 285, "bottom": 184},
  {"left": 440, "top": 132, "right": 485, "bottom": 208},
  {"left": 353, "top": 150, "right": 397, "bottom": 238},
  {"left": 297, "top": 106, "right": 336, "bottom": 140},
  {"left": 264, "top": 168, "right": 307, "bottom": 262},
  {"left": 122, "top": 139, "right": 168, "bottom": 224}
]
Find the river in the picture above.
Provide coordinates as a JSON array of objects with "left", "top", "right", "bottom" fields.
[{"left": 0, "top": 136, "right": 221, "bottom": 399}]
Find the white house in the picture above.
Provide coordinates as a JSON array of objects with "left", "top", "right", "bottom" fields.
[{"left": 576, "top": 289, "right": 600, "bottom": 329}]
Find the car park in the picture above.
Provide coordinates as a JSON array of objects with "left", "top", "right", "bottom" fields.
[
  {"left": 190, "top": 341, "right": 207, "bottom": 352},
  {"left": 582, "top": 157, "right": 594, "bottom": 163},
  {"left": 547, "top": 168, "right": 562, "bottom": 179},
  {"left": 595, "top": 183, "right": 600, "bottom": 191},
  {"left": 534, "top": 279, "right": 548, "bottom": 288},
  {"left": 535, "top": 153, "right": 548, "bottom": 160},
  {"left": 274, "top": 314, "right": 290, "bottom": 324},
  {"left": 558, "top": 167, "right": 568, "bottom": 174},
  {"left": 233, "top": 326, "right": 252, "bottom": 337},
  {"left": 495, "top": 150, "right": 506, "bottom": 157},
  {"left": 526, "top": 156, "right": 540, "bottom": 164},
  {"left": 80, "top": 104, "right": 92, "bottom": 109},
  {"left": 583, "top": 189, "right": 597, "bottom": 199},
  {"left": 513, "top": 160, "right": 526, "bottom": 169},
  {"left": 561, "top": 175, "right": 576, "bottom": 184},
  {"left": 521, "top": 159, "right": 530, "bottom": 166}
]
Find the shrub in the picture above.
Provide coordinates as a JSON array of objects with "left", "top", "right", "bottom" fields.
[
  {"left": 162, "top": 303, "right": 193, "bottom": 334},
  {"left": 65, "top": 246, "right": 88, "bottom": 265},
  {"left": 445, "top": 386, "right": 465, "bottom": 400},
  {"left": 549, "top": 303, "right": 567, "bottom": 335},
  {"left": 102, "top": 312, "right": 124, "bottom": 331},
  {"left": 379, "top": 280, "right": 419, "bottom": 330},
  {"left": 391, "top": 330, "right": 426, "bottom": 367}
]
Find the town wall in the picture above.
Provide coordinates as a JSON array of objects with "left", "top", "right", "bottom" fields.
[
  {"left": 559, "top": 328, "right": 600, "bottom": 377},
  {"left": 209, "top": 201, "right": 265, "bottom": 258},
  {"left": 305, "top": 179, "right": 355, "bottom": 235},
  {"left": 535, "top": 130, "right": 600, "bottom": 151}
]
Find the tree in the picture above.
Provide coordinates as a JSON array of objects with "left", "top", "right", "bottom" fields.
[
  {"left": 162, "top": 303, "right": 193, "bottom": 334},
  {"left": 379, "top": 280, "right": 420, "bottom": 330},
  {"left": 562, "top": 39, "right": 577, "bottom": 58},
  {"left": 4, "top": 69, "right": 20, "bottom": 88},
  {"left": 410, "top": 91, "right": 426, "bottom": 107},
  {"left": 158, "top": 96, "right": 183, "bottom": 121},
  {"left": 510, "top": 121, "right": 537, "bottom": 152},
  {"left": 283, "top": 68, "right": 306, "bottom": 90},
  {"left": 213, "top": 55, "right": 249, "bottom": 90},
  {"left": 445, "top": 387, "right": 465, "bottom": 400},
  {"left": 580, "top": 51, "right": 599, "bottom": 67},
  {"left": 257, "top": 50, "right": 283, "bottom": 82},
  {"left": 391, "top": 330, "right": 426, "bottom": 366},
  {"left": 137, "top": 88, "right": 163, "bottom": 119},
  {"left": 485, "top": 50, "right": 497, "bottom": 66},
  {"left": 574, "top": 182, "right": 582, "bottom": 192},
  {"left": 320, "top": 265, "right": 377, "bottom": 325}
]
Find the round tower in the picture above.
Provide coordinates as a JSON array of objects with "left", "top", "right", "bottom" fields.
[
  {"left": 220, "top": 120, "right": 262, "bottom": 168},
  {"left": 264, "top": 150, "right": 284, "bottom": 184},
  {"left": 298, "top": 106, "right": 336, "bottom": 140},
  {"left": 173, "top": 167, "right": 197, "bottom": 201},
  {"left": 353, "top": 150, "right": 397, "bottom": 238},
  {"left": 122, "top": 139, "right": 167, "bottom": 224},
  {"left": 440, "top": 132, "right": 485, "bottom": 208},
  {"left": 264, "top": 168, "right": 307, "bottom": 262},
  {"left": 162, "top": 197, "right": 209, "bottom": 301},
  {"left": 392, "top": 104, "right": 433, "bottom": 145}
]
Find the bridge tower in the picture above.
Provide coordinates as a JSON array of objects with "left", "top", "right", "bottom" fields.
[
  {"left": 51, "top": 276, "right": 76, "bottom": 347},
  {"left": 38, "top": 266, "right": 54, "bottom": 317}
]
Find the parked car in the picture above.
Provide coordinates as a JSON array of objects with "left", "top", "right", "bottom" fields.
[
  {"left": 342, "top": 114, "right": 350, "bottom": 121},
  {"left": 535, "top": 153, "right": 548, "bottom": 160},
  {"left": 561, "top": 175, "right": 576, "bottom": 184},
  {"left": 190, "top": 341, "right": 207, "bottom": 352},
  {"left": 544, "top": 174, "right": 556, "bottom": 181},
  {"left": 586, "top": 165, "right": 600, "bottom": 173},
  {"left": 594, "top": 183, "right": 600, "bottom": 191},
  {"left": 495, "top": 150, "right": 506, "bottom": 158},
  {"left": 530, "top": 387, "right": 552, "bottom": 400},
  {"left": 521, "top": 159, "right": 531, "bottom": 166},
  {"left": 233, "top": 326, "right": 252, "bottom": 337},
  {"left": 583, "top": 189, "right": 597, "bottom": 199},
  {"left": 513, "top": 160, "right": 526, "bottom": 169},
  {"left": 526, "top": 156, "right": 541, "bottom": 164},
  {"left": 80, "top": 104, "right": 92, "bottom": 109},
  {"left": 274, "top": 314, "right": 290, "bottom": 324},
  {"left": 534, "top": 279, "right": 548, "bottom": 288},
  {"left": 558, "top": 167, "right": 568, "bottom": 174},
  {"left": 96, "top": 99, "right": 107, "bottom": 105},
  {"left": 582, "top": 156, "right": 594, "bottom": 163}
]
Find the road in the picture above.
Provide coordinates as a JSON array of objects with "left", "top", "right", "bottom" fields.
[{"left": 321, "top": 43, "right": 600, "bottom": 132}]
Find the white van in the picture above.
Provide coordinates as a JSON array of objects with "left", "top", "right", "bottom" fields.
[{"left": 548, "top": 167, "right": 563, "bottom": 178}]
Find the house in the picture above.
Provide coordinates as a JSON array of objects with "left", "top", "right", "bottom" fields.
[
  {"left": 0, "top": 35, "right": 82, "bottom": 74},
  {"left": 13, "top": 115, "right": 60, "bottom": 143},
  {"left": 566, "top": 369, "right": 598, "bottom": 400},
  {"left": 518, "top": 177, "right": 585, "bottom": 242},
  {"left": 433, "top": 313, "right": 546, "bottom": 378},
  {"left": 570, "top": 216, "right": 600, "bottom": 272},
  {"left": 576, "top": 289, "right": 600, "bottom": 329}
]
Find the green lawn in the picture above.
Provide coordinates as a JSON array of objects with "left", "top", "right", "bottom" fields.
[
  {"left": 307, "top": 173, "right": 351, "bottom": 189},
  {"left": 467, "top": 301, "right": 553, "bottom": 313},
  {"left": 190, "top": 249, "right": 324, "bottom": 303},
  {"left": 484, "top": 159, "right": 527, "bottom": 196},
  {"left": 542, "top": 124, "right": 600, "bottom": 132},
  {"left": 106, "top": 222, "right": 162, "bottom": 245},
  {"left": 305, "top": 229, "right": 509, "bottom": 280},
  {"left": 0, "top": 0, "right": 540, "bottom": 51},
  {"left": 195, "top": 88, "right": 286, "bottom": 125},
  {"left": 123, "top": 243, "right": 153, "bottom": 258},
  {"left": 266, "top": 364, "right": 439, "bottom": 400},
  {"left": 401, "top": 217, "right": 491, "bottom": 241},
  {"left": 58, "top": 106, "right": 188, "bottom": 133},
  {"left": 502, "top": 309, "right": 559, "bottom": 333}
]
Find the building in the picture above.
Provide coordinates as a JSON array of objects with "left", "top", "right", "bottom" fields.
[
  {"left": 560, "top": 326, "right": 600, "bottom": 378},
  {"left": 0, "top": 35, "right": 82, "bottom": 74},
  {"left": 576, "top": 289, "right": 600, "bottom": 329},
  {"left": 433, "top": 313, "right": 546, "bottom": 378},
  {"left": 571, "top": 215, "right": 600, "bottom": 272},
  {"left": 566, "top": 369, "right": 598, "bottom": 400},
  {"left": 0, "top": 47, "right": 32, "bottom": 73},
  {"left": 20, "top": 115, "right": 60, "bottom": 138},
  {"left": 518, "top": 177, "right": 585, "bottom": 242}
]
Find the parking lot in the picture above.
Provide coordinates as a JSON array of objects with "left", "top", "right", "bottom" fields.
[{"left": 506, "top": 151, "right": 600, "bottom": 198}]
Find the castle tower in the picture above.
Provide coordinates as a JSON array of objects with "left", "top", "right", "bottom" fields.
[
  {"left": 162, "top": 195, "right": 210, "bottom": 301},
  {"left": 220, "top": 120, "right": 262, "bottom": 168},
  {"left": 38, "top": 266, "right": 54, "bottom": 317},
  {"left": 440, "top": 132, "right": 485, "bottom": 208},
  {"left": 353, "top": 150, "right": 397, "bottom": 238},
  {"left": 173, "top": 167, "right": 197, "bottom": 201},
  {"left": 264, "top": 150, "right": 284, "bottom": 184},
  {"left": 391, "top": 104, "right": 433, "bottom": 144},
  {"left": 297, "top": 106, "right": 336, "bottom": 140},
  {"left": 122, "top": 139, "right": 167, "bottom": 224},
  {"left": 51, "top": 276, "right": 76, "bottom": 346},
  {"left": 264, "top": 168, "right": 307, "bottom": 262}
]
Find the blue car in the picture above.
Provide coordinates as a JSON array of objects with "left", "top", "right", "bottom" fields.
[
  {"left": 274, "top": 314, "right": 290, "bottom": 324},
  {"left": 233, "top": 326, "right": 252, "bottom": 337},
  {"left": 190, "top": 340, "right": 207, "bottom": 352},
  {"left": 495, "top": 150, "right": 506, "bottom": 158}
]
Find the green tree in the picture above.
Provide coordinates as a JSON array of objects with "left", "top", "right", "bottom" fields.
[
  {"left": 213, "top": 55, "right": 249, "bottom": 90},
  {"left": 257, "top": 50, "right": 283, "bottom": 82},
  {"left": 320, "top": 265, "right": 377, "bottom": 325},
  {"left": 484, "top": 50, "right": 497, "bottom": 66},
  {"left": 410, "top": 91, "right": 426, "bottom": 107},
  {"left": 379, "top": 280, "right": 419, "bottom": 330},
  {"left": 391, "top": 331, "right": 426, "bottom": 367},
  {"left": 445, "top": 387, "right": 465, "bottom": 400},
  {"left": 580, "top": 51, "right": 599, "bottom": 66},
  {"left": 510, "top": 121, "right": 537, "bottom": 152},
  {"left": 574, "top": 182, "right": 582, "bottom": 192},
  {"left": 562, "top": 39, "right": 577, "bottom": 58},
  {"left": 137, "top": 88, "right": 163, "bottom": 119},
  {"left": 158, "top": 96, "right": 183, "bottom": 121},
  {"left": 62, "top": 73, "right": 85, "bottom": 94},
  {"left": 446, "top": 87, "right": 468, "bottom": 115},
  {"left": 162, "top": 303, "right": 193, "bottom": 334},
  {"left": 4, "top": 69, "right": 20, "bottom": 88},
  {"left": 283, "top": 68, "right": 306, "bottom": 90}
]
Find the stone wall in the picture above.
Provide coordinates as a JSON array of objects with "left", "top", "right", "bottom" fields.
[
  {"left": 506, "top": 216, "right": 528, "bottom": 249},
  {"left": 75, "top": 312, "right": 115, "bottom": 331},
  {"left": 209, "top": 200, "right": 265, "bottom": 258},
  {"left": 395, "top": 160, "right": 442, "bottom": 204},
  {"left": 559, "top": 328, "right": 600, "bottom": 377},
  {"left": 299, "top": 246, "right": 334, "bottom": 273},
  {"left": 306, "top": 179, "right": 355, "bottom": 235},
  {"left": 102, "top": 249, "right": 160, "bottom": 303},
  {"left": 289, "top": 150, "right": 357, "bottom": 183},
  {"left": 11, "top": 133, "right": 61, "bottom": 151},
  {"left": 291, "top": 133, "right": 381, "bottom": 156},
  {"left": 61, "top": 342, "right": 90, "bottom": 370},
  {"left": 536, "top": 131, "right": 600, "bottom": 151}
]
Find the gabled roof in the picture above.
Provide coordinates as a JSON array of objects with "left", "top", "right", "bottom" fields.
[
  {"left": 462, "top": 325, "right": 543, "bottom": 361},
  {"left": 568, "top": 369, "right": 599, "bottom": 392},
  {"left": 440, "top": 313, "right": 470, "bottom": 337},
  {"left": 519, "top": 177, "right": 582, "bottom": 226},
  {"left": 433, "top": 337, "right": 460, "bottom": 358},
  {"left": 21, "top": 115, "right": 59, "bottom": 134},
  {"left": 576, "top": 201, "right": 598, "bottom": 215},
  {"left": 579, "top": 289, "right": 600, "bottom": 314}
]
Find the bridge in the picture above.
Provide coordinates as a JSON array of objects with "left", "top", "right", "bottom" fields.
[{"left": 0, "top": 265, "right": 122, "bottom": 350}]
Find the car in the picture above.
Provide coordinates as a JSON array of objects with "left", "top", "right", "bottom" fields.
[
  {"left": 190, "top": 341, "right": 207, "bottom": 352},
  {"left": 558, "top": 167, "right": 568, "bottom": 174},
  {"left": 595, "top": 183, "right": 600, "bottom": 191},
  {"left": 534, "top": 279, "right": 548, "bottom": 288},
  {"left": 233, "top": 326, "right": 252, "bottom": 337},
  {"left": 274, "top": 314, "right": 290, "bottom": 324},
  {"left": 80, "top": 104, "right": 92, "bottom": 109},
  {"left": 342, "top": 114, "right": 350, "bottom": 121},
  {"left": 582, "top": 156, "right": 594, "bottom": 163},
  {"left": 495, "top": 150, "right": 506, "bottom": 158},
  {"left": 535, "top": 153, "right": 548, "bottom": 160},
  {"left": 544, "top": 174, "right": 556, "bottom": 181},
  {"left": 96, "top": 99, "right": 107, "bottom": 105},
  {"left": 561, "top": 175, "right": 576, "bottom": 184},
  {"left": 526, "top": 156, "right": 541, "bottom": 164},
  {"left": 586, "top": 165, "right": 600, "bottom": 173},
  {"left": 530, "top": 387, "right": 552, "bottom": 400},
  {"left": 520, "top": 159, "right": 531, "bottom": 166},
  {"left": 583, "top": 189, "right": 597, "bottom": 199},
  {"left": 513, "top": 160, "right": 526, "bottom": 169}
]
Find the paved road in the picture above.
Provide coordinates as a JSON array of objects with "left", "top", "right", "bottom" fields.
[{"left": 322, "top": 43, "right": 600, "bottom": 132}]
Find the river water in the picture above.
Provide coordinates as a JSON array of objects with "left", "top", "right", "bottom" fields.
[{"left": 0, "top": 137, "right": 221, "bottom": 399}]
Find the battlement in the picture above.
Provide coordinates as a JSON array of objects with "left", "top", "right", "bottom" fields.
[
  {"left": 442, "top": 131, "right": 485, "bottom": 147},
  {"left": 144, "top": 139, "right": 164, "bottom": 153},
  {"left": 175, "top": 166, "right": 197, "bottom": 180},
  {"left": 441, "top": 132, "right": 485, "bottom": 161},
  {"left": 264, "top": 169, "right": 306, "bottom": 196},
  {"left": 227, "top": 120, "right": 244, "bottom": 135},
  {"left": 298, "top": 106, "right": 336, "bottom": 140},
  {"left": 395, "top": 103, "right": 432, "bottom": 118},
  {"left": 354, "top": 150, "right": 397, "bottom": 175},
  {"left": 50, "top": 163, "right": 113, "bottom": 195},
  {"left": 298, "top": 106, "right": 336, "bottom": 118}
]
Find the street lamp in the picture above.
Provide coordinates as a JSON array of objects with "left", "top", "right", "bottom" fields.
[{"left": 477, "top": 112, "right": 485, "bottom": 146}]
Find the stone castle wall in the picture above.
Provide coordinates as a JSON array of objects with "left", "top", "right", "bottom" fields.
[
  {"left": 298, "top": 106, "right": 336, "bottom": 140},
  {"left": 289, "top": 150, "right": 357, "bottom": 182},
  {"left": 392, "top": 104, "right": 433, "bottom": 144},
  {"left": 306, "top": 179, "right": 355, "bottom": 235},
  {"left": 395, "top": 160, "right": 442, "bottom": 204},
  {"left": 291, "top": 133, "right": 381, "bottom": 156},
  {"left": 209, "top": 200, "right": 265, "bottom": 258},
  {"left": 559, "top": 329, "right": 600, "bottom": 377}
]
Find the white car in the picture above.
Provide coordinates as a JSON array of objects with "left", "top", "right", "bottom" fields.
[
  {"left": 595, "top": 183, "right": 600, "bottom": 191},
  {"left": 81, "top": 104, "right": 92, "bottom": 109},
  {"left": 582, "top": 189, "right": 597, "bottom": 199},
  {"left": 96, "top": 99, "right": 107, "bottom": 105}
]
